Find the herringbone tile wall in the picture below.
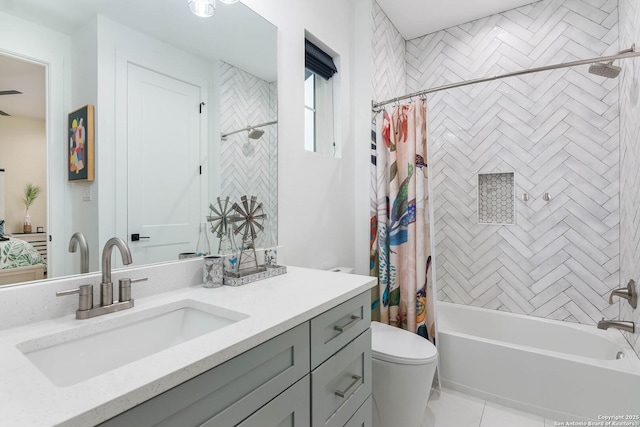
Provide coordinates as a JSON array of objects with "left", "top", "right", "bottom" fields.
[
  {"left": 372, "top": 1, "right": 405, "bottom": 102},
  {"left": 404, "top": 0, "right": 621, "bottom": 323},
  {"left": 220, "top": 62, "right": 278, "bottom": 247},
  {"left": 619, "top": 0, "right": 640, "bottom": 356}
]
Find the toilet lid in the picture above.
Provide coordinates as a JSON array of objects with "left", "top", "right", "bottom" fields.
[{"left": 371, "top": 321, "right": 437, "bottom": 365}]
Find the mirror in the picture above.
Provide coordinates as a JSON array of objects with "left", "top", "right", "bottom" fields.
[{"left": 0, "top": 0, "right": 277, "bottom": 286}]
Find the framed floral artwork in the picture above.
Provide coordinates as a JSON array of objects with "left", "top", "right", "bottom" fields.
[{"left": 68, "top": 105, "right": 94, "bottom": 182}]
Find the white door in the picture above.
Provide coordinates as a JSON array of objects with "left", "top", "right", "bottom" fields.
[{"left": 127, "top": 64, "right": 202, "bottom": 265}]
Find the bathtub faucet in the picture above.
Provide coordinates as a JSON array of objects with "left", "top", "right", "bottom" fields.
[{"left": 597, "top": 318, "right": 635, "bottom": 333}]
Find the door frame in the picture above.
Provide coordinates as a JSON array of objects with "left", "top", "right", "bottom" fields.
[{"left": 0, "top": 46, "right": 66, "bottom": 279}]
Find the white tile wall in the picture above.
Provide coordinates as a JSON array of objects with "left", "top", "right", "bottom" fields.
[
  {"left": 372, "top": 1, "right": 406, "bottom": 101},
  {"left": 404, "top": 0, "right": 621, "bottom": 323},
  {"left": 219, "top": 63, "right": 278, "bottom": 247},
  {"left": 619, "top": 0, "right": 640, "bottom": 357}
]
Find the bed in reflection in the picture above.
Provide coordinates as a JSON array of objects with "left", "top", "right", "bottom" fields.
[{"left": 0, "top": 237, "right": 46, "bottom": 286}]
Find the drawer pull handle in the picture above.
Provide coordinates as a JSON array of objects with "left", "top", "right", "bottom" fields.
[
  {"left": 334, "top": 375, "right": 362, "bottom": 398},
  {"left": 334, "top": 315, "right": 360, "bottom": 333}
]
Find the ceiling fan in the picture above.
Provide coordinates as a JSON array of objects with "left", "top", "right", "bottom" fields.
[{"left": 0, "top": 90, "right": 23, "bottom": 116}]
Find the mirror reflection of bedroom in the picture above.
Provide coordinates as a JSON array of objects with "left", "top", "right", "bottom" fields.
[{"left": 0, "top": 53, "right": 48, "bottom": 286}]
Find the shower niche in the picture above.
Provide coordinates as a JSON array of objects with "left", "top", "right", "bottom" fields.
[{"left": 477, "top": 172, "right": 515, "bottom": 225}]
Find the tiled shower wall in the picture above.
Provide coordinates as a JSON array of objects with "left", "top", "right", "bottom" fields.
[
  {"left": 619, "top": 0, "right": 640, "bottom": 356},
  {"left": 371, "top": 1, "right": 405, "bottom": 322},
  {"left": 220, "top": 63, "right": 278, "bottom": 247},
  {"left": 373, "top": 0, "right": 623, "bottom": 324},
  {"left": 410, "top": 0, "right": 620, "bottom": 323},
  {"left": 372, "top": 1, "right": 405, "bottom": 102}
]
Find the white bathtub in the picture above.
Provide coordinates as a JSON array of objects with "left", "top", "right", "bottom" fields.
[{"left": 437, "top": 302, "right": 640, "bottom": 421}]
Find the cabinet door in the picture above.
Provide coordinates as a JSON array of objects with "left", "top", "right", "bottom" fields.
[
  {"left": 236, "top": 376, "right": 310, "bottom": 427},
  {"left": 344, "top": 397, "right": 372, "bottom": 427},
  {"left": 311, "top": 329, "right": 371, "bottom": 427},
  {"left": 100, "top": 323, "right": 309, "bottom": 427}
]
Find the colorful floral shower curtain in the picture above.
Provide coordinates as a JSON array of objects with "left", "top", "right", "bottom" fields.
[{"left": 370, "top": 99, "right": 436, "bottom": 344}]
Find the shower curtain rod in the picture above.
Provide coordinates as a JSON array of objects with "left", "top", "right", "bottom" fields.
[
  {"left": 221, "top": 120, "right": 278, "bottom": 140},
  {"left": 371, "top": 47, "right": 640, "bottom": 109}
]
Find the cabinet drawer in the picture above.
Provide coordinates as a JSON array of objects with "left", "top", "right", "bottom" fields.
[
  {"left": 311, "top": 329, "right": 371, "bottom": 427},
  {"left": 101, "top": 323, "right": 310, "bottom": 427},
  {"left": 344, "top": 396, "right": 372, "bottom": 427},
  {"left": 310, "top": 292, "right": 370, "bottom": 369},
  {"left": 236, "top": 376, "right": 311, "bottom": 427}
]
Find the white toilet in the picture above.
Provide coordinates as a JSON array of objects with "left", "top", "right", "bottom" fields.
[{"left": 371, "top": 321, "right": 438, "bottom": 427}]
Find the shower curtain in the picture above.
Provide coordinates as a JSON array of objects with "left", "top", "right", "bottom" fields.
[{"left": 370, "top": 99, "right": 436, "bottom": 344}]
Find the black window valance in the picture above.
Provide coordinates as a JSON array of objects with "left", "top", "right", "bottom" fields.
[{"left": 305, "top": 39, "right": 337, "bottom": 80}]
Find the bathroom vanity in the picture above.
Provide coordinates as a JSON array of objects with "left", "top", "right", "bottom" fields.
[
  {"left": 102, "top": 291, "right": 372, "bottom": 427},
  {"left": 0, "top": 263, "right": 376, "bottom": 426}
]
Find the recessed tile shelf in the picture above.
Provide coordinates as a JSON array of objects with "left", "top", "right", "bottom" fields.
[{"left": 477, "top": 172, "right": 515, "bottom": 225}]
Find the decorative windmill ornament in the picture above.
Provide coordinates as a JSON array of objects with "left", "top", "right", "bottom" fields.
[
  {"left": 207, "top": 196, "right": 236, "bottom": 253},
  {"left": 231, "top": 195, "right": 267, "bottom": 272}
]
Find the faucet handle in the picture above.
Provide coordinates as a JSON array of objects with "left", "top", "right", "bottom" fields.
[
  {"left": 608, "top": 280, "right": 638, "bottom": 308},
  {"left": 118, "top": 277, "right": 148, "bottom": 302},
  {"left": 56, "top": 284, "right": 93, "bottom": 312}
]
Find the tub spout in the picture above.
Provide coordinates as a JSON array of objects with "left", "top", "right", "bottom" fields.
[{"left": 597, "top": 318, "right": 635, "bottom": 333}]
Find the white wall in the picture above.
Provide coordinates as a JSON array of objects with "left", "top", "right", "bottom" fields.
[
  {"left": 242, "top": 0, "right": 372, "bottom": 273},
  {"left": 0, "top": 117, "right": 47, "bottom": 233},
  {"left": 69, "top": 18, "right": 99, "bottom": 273}
]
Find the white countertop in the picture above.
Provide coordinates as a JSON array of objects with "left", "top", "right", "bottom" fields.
[{"left": 0, "top": 266, "right": 376, "bottom": 426}]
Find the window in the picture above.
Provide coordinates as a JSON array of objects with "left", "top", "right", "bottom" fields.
[
  {"left": 304, "top": 70, "right": 316, "bottom": 152},
  {"left": 304, "top": 37, "right": 339, "bottom": 156}
]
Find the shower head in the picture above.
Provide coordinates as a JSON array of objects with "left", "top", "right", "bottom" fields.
[
  {"left": 248, "top": 128, "right": 265, "bottom": 139},
  {"left": 588, "top": 61, "right": 622, "bottom": 78},
  {"left": 588, "top": 45, "right": 634, "bottom": 78}
]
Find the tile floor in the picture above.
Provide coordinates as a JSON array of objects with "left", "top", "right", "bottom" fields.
[{"left": 422, "top": 388, "right": 561, "bottom": 427}]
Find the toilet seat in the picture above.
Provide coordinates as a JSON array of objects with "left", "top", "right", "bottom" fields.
[{"left": 371, "top": 321, "right": 437, "bottom": 365}]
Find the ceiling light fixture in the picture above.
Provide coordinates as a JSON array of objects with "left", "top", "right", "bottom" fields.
[{"left": 188, "top": 0, "right": 216, "bottom": 17}]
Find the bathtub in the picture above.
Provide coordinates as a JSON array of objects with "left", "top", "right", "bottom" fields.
[{"left": 437, "top": 302, "right": 640, "bottom": 421}]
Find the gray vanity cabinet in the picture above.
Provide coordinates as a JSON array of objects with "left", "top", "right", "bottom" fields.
[
  {"left": 100, "top": 292, "right": 372, "bottom": 427},
  {"left": 344, "top": 397, "right": 372, "bottom": 427},
  {"left": 310, "top": 292, "right": 370, "bottom": 369},
  {"left": 100, "top": 323, "right": 310, "bottom": 427},
  {"left": 236, "top": 376, "right": 311, "bottom": 427},
  {"left": 309, "top": 292, "right": 372, "bottom": 427}
]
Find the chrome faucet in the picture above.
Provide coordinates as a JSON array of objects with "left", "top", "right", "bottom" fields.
[
  {"left": 101, "top": 237, "right": 133, "bottom": 306},
  {"left": 56, "top": 237, "right": 147, "bottom": 319},
  {"left": 608, "top": 280, "right": 638, "bottom": 308},
  {"left": 597, "top": 318, "right": 635, "bottom": 333},
  {"left": 68, "top": 232, "right": 89, "bottom": 274}
]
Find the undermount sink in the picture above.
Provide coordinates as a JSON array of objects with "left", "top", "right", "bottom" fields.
[{"left": 18, "top": 299, "right": 248, "bottom": 387}]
